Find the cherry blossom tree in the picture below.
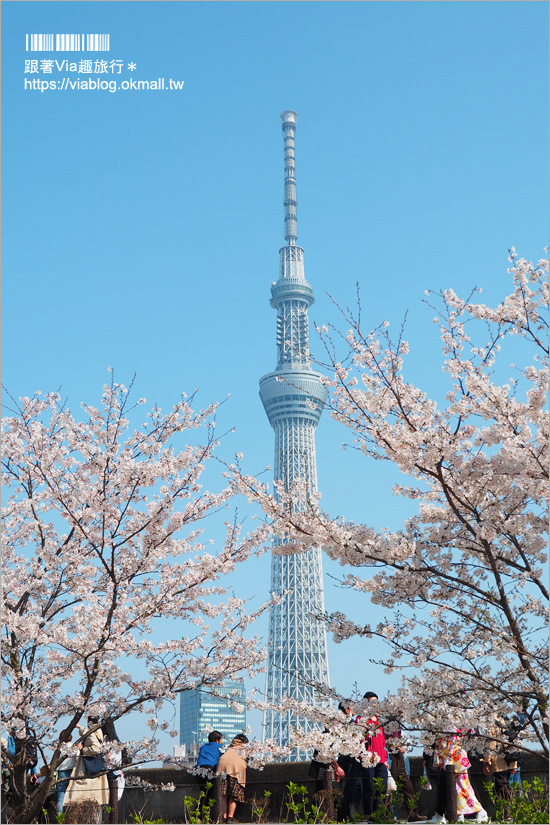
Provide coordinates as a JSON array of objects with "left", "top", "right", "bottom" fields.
[
  {"left": 238, "top": 251, "right": 549, "bottom": 759},
  {"left": 1, "top": 376, "right": 270, "bottom": 823}
]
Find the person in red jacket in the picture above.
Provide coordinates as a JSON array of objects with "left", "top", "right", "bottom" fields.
[{"left": 359, "top": 692, "right": 389, "bottom": 822}]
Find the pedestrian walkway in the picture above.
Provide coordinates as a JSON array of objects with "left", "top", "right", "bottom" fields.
[{"left": 185, "top": 815, "right": 491, "bottom": 825}]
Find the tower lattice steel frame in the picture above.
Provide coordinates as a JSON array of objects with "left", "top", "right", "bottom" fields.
[{"left": 260, "top": 111, "right": 330, "bottom": 756}]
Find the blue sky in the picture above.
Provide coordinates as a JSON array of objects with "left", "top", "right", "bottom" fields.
[{"left": 2, "top": 1, "right": 548, "bottom": 749}]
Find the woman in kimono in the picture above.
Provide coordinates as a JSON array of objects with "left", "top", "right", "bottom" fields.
[{"left": 431, "top": 731, "right": 488, "bottom": 824}]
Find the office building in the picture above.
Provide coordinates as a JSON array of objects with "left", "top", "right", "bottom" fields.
[{"left": 179, "top": 679, "right": 247, "bottom": 760}]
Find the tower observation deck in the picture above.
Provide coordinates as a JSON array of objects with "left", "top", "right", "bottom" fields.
[{"left": 260, "top": 111, "right": 330, "bottom": 757}]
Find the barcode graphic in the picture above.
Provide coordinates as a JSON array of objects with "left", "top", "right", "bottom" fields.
[
  {"left": 26, "top": 34, "right": 110, "bottom": 52},
  {"left": 26, "top": 34, "right": 54, "bottom": 51}
]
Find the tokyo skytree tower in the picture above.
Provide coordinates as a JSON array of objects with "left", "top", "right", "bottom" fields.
[{"left": 259, "top": 111, "right": 330, "bottom": 754}]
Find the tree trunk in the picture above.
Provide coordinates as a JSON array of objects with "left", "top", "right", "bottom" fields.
[
  {"left": 445, "top": 765, "right": 457, "bottom": 823},
  {"left": 215, "top": 773, "right": 224, "bottom": 822},
  {"left": 107, "top": 774, "right": 119, "bottom": 823},
  {"left": 322, "top": 765, "right": 336, "bottom": 821}
]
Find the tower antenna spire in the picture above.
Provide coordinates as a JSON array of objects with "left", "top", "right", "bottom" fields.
[{"left": 281, "top": 110, "right": 298, "bottom": 245}]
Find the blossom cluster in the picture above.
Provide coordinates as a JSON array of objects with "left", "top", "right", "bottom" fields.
[
  {"left": 1, "top": 377, "right": 272, "bottom": 821},
  {"left": 233, "top": 254, "right": 549, "bottom": 756}
]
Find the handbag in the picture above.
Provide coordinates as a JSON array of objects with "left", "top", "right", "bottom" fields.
[
  {"left": 387, "top": 775, "right": 397, "bottom": 792},
  {"left": 82, "top": 755, "right": 106, "bottom": 776}
]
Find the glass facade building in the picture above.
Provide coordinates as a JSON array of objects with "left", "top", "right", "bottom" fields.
[{"left": 179, "top": 679, "right": 247, "bottom": 760}]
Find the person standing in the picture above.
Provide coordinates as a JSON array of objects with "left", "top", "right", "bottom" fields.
[
  {"left": 102, "top": 720, "right": 127, "bottom": 825},
  {"left": 359, "top": 692, "right": 389, "bottom": 823},
  {"left": 216, "top": 734, "right": 248, "bottom": 823},
  {"left": 55, "top": 730, "right": 78, "bottom": 815},
  {"left": 78, "top": 715, "right": 105, "bottom": 775},
  {"left": 197, "top": 730, "right": 224, "bottom": 776},
  {"left": 504, "top": 700, "right": 528, "bottom": 790},
  {"left": 388, "top": 725, "right": 427, "bottom": 821},
  {"left": 63, "top": 716, "right": 109, "bottom": 814},
  {"left": 336, "top": 702, "right": 362, "bottom": 822},
  {"left": 196, "top": 731, "right": 224, "bottom": 816},
  {"left": 482, "top": 748, "right": 515, "bottom": 803},
  {"left": 430, "top": 731, "right": 488, "bottom": 824}
]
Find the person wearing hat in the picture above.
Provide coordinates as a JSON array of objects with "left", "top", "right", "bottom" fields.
[{"left": 216, "top": 734, "right": 249, "bottom": 823}]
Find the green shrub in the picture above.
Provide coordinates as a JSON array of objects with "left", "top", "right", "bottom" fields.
[
  {"left": 284, "top": 781, "right": 325, "bottom": 824},
  {"left": 485, "top": 776, "right": 549, "bottom": 824}
]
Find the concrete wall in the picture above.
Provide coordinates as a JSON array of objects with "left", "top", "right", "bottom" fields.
[{"left": 123, "top": 753, "right": 548, "bottom": 824}]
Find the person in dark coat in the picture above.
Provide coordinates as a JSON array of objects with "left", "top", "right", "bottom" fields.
[
  {"left": 336, "top": 702, "right": 362, "bottom": 822},
  {"left": 101, "top": 720, "right": 127, "bottom": 825},
  {"left": 387, "top": 725, "right": 427, "bottom": 821}
]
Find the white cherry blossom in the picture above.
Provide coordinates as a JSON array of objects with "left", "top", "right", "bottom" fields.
[
  {"left": 1, "top": 378, "right": 271, "bottom": 823},
  {"left": 235, "top": 253, "right": 549, "bottom": 760}
]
